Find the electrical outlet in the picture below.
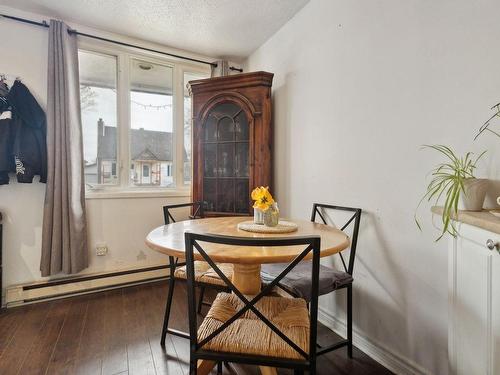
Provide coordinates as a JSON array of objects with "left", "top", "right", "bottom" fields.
[{"left": 95, "top": 243, "right": 108, "bottom": 256}]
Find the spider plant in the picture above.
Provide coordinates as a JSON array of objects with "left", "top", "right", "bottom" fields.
[
  {"left": 474, "top": 102, "right": 500, "bottom": 140},
  {"left": 415, "top": 145, "right": 486, "bottom": 241}
]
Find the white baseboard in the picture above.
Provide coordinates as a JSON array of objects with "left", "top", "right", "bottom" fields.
[
  {"left": 5, "top": 265, "right": 169, "bottom": 307},
  {"left": 318, "top": 307, "right": 431, "bottom": 375}
]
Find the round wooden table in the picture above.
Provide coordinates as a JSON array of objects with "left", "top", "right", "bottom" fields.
[{"left": 145, "top": 216, "right": 350, "bottom": 375}]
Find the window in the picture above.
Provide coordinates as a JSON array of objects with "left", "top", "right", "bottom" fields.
[
  {"left": 130, "top": 59, "right": 173, "bottom": 187},
  {"left": 79, "top": 44, "right": 210, "bottom": 194},
  {"left": 183, "top": 72, "right": 208, "bottom": 185},
  {"left": 143, "top": 164, "right": 150, "bottom": 177},
  {"left": 79, "top": 50, "right": 118, "bottom": 185}
]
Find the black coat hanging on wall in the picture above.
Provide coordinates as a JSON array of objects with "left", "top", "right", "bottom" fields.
[
  {"left": 0, "top": 79, "right": 47, "bottom": 185},
  {"left": 0, "top": 79, "right": 14, "bottom": 185}
]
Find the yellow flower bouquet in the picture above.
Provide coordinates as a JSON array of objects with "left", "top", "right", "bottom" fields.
[
  {"left": 251, "top": 186, "right": 279, "bottom": 226},
  {"left": 251, "top": 186, "right": 274, "bottom": 211}
]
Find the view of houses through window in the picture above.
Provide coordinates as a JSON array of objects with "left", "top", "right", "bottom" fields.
[
  {"left": 79, "top": 50, "right": 118, "bottom": 186},
  {"left": 79, "top": 48, "right": 209, "bottom": 190},
  {"left": 129, "top": 58, "right": 174, "bottom": 187}
]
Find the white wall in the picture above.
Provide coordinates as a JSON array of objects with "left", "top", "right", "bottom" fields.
[
  {"left": 0, "top": 6, "right": 212, "bottom": 291},
  {"left": 246, "top": 0, "right": 500, "bottom": 373}
]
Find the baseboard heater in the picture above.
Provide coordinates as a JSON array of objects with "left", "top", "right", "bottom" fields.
[{"left": 5, "top": 264, "right": 169, "bottom": 307}]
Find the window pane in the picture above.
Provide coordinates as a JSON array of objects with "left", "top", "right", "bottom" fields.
[
  {"left": 79, "top": 50, "right": 118, "bottom": 185},
  {"left": 184, "top": 72, "right": 209, "bottom": 185},
  {"left": 130, "top": 59, "right": 173, "bottom": 187},
  {"left": 143, "top": 164, "right": 150, "bottom": 177}
]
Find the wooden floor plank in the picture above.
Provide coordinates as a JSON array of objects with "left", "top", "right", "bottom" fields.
[
  {"left": 146, "top": 283, "right": 184, "bottom": 375},
  {"left": 74, "top": 293, "right": 107, "bottom": 375},
  {"left": 0, "top": 301, "right": 52, "bottom": 374},
  {"left": 17, "top": 299, "right": 72, "bottom": 375},
  {"left": 0, "top": 281, "right": 393, "bottom": 375},
  {"left": 167, "top": 282, "right": 193, "bottom": 375},
  {"left": 101, "top": 289, "right": 128, "bottom": 375},
  {"left": 0, "top": 305, "right": 26, "bottom": 358},
  {"left": 123, "top": 285, "right": 157, "bottom": 375},
  {"left": 45, "top": 294, "right": 90, "bottom": 375}
]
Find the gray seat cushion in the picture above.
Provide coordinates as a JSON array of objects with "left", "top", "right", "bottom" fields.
[{"left": 261, "top": 261, "right": 353, "bottom": 302}]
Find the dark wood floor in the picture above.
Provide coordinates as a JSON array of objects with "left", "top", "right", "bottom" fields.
[{"left": 0, "top": 281, "right": 392, "bottom": 375}]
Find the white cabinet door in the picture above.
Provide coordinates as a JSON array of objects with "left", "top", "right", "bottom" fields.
[
  {"left": 492, "top": 241, "right": 500, "bottom": 375},
  {"left": 449, "top": 223, "right": 500, "bottom": 375}
]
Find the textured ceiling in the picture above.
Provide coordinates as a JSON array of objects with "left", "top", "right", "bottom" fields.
[{"left": 0, "top": 0, "right": 308, "bottom": 60}]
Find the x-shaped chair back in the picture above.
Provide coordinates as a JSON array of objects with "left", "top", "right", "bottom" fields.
[
  {"left": 311, "top": 203, "right": 361, "bottom": 275},
  {"left": 163, "top": 201, "right": 205, "bottom": 225},
  {"left": 184, "top": 232, "right": 321, "bottom": 362}
]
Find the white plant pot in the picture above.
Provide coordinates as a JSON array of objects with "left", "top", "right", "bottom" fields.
[{"left": 458, "top": 178, "right": 488, "bottom": 211}]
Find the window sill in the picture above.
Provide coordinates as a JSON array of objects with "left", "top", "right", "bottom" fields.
[{"left": 85, "top": 188, "right": 191, "bottom": 200}]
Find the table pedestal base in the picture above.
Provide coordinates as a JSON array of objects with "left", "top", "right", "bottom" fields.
[
  {"left": 259, "top": 366, "right": 278, "bottom": 375},
  {"left": 197, "top": 360, "right": 216, "bottom": 374},
  {"left": 231, "top": 263, "right": 261, "bottom": 295}
]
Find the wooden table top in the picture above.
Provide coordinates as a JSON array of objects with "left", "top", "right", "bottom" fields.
[{"left": 145, "top": 216, "right": 350, "bottom": 264}]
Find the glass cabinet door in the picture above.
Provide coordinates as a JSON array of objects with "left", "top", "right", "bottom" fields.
[{"left": 202, "top": 102, "right": 250, "bottom": 213}]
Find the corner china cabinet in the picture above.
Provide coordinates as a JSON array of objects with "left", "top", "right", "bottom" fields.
[{"left": 188, "top": 72, "right": 273, "bottom": 216}]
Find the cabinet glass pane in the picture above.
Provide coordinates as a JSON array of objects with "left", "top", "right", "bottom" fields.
[
  {"left": 204, "top": 144, "right": 216, "bottom": 177},
  {"left": 235, "top": 143, "right": 249, "bottom": 177},
  {"left": 211, "top": 102, "right": 240, "bottom": 119},
  {"left": 218, "top": 116, "right": 234, "bottom": 141},
  {"left": 235, "top": 179, "right": 249, "bottom": 213},
  {"left": 203, "top": 178, "right": 216, "bottom": 212},
  {"left": 201, "top": 100, "right": 250, "bottom": 214},
  {"left": 217, "top": 179, "right": 234, "bottom": 212},
  {"left": 204, "top": 116, "right": 217, "bottom": 142},
  {"left": 217, "top": 143, "right": 234, "bottom": 177},
  {"left": 235, "top": 111, "right": 249, "bottom": 141}
]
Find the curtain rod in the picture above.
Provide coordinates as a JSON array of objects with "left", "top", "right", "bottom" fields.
[{"left": 0, "top": 13, "right": 242, "bottom": 72}]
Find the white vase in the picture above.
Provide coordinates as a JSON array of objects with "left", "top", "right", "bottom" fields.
[
  {"left": 254, "top": 208, "right": 265, "bottom": 225},
  {"left": 458, "top": 178, "right": 488, "bottom": 211}
]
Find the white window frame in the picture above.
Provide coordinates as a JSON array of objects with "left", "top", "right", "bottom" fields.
[{"left": 79, "top": 39, "right": 210, "bottom": 199}]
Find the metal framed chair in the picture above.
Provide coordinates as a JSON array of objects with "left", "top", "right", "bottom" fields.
[
  {"left": 261, "top": 203, "right": 362, "bottom": 358},
  {"left": 184, "top": 232, "right": 321, "bottom": 375},
  {"left": 160, "top": 202, "right": 232, "bottom": 347}
]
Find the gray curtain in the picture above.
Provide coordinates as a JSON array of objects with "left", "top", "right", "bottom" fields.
[{"left": 41, "top": 20, "right": 88, "bottom": 276}]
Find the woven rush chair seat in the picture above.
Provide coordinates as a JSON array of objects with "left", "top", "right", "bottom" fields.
[
  {"left": 198, "top": 292, "right": 310, "bottom": 360},
  {"left": 174, "top": 261, "right": 233, "bottom": 287}
]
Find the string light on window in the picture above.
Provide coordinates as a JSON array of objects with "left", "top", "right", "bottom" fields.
[
  {"left": 130, "top": 100, "right": 172, "bottom": 110},
  {"left": 108, "top": 88, "right": 172, "bottom": 110}
]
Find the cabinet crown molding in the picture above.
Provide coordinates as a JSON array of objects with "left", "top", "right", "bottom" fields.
[{"left": 188, "top": 71, "right": 274, "bottom": 95}]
